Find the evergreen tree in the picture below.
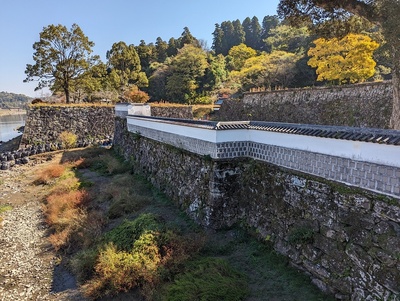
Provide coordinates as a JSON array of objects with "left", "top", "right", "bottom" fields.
[
  {"left": 167, "top": 38, "right": 179, "bottom": 57},
  {"left": 220, "top": 21, "right": 235, "bottom": 55},
  {"left": 260, "top": 15, "right": 280, "bottom": 52},
  {"left": 212, "top": 24, "right": 224, "bottom": 55},
  {"left": 250, "top": 16, "right": 262, "bottom": 50},
  {"left": 135, "top": 40, "right": 156, "bottom": 76},
  {"left": 232, "top": 20, "right": 246, "bottom": 47},
  {"left": 155, "top": 37, "right": 168, "bottom": 62},
  {"left": 179, "top": 27, "right": 199, "bottom": 48}
]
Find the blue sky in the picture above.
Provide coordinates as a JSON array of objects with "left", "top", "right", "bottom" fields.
[{"left": 0, "top": 0, "right": 279, "bottom": 97}]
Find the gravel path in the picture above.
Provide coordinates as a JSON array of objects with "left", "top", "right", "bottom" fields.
[{"left": 0, "top": 155, "right": 87, "bottom": 301}]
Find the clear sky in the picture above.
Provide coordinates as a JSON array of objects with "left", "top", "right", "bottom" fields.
[{"left": 0, "top": 0, "right": 280, "bottom": 97}]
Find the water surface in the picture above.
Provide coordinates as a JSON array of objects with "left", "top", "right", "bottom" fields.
[{"left": 0, "top": 114, "right": 26, "bottom": 143}]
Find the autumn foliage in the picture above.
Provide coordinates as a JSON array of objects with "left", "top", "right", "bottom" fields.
[
  {"left": 308, "top": 33, "right": 379, "bottom": 84},
  {"left": 123, "top": 85, "right": 150, "bottom": 103}
]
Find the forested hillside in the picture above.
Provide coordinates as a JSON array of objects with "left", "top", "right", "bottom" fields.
[
  {"left": 24, "top": 15, "right": 390, "bottom": 106},
  {"left": 0, "top": 91, "right": 31, "bottom": 109}
]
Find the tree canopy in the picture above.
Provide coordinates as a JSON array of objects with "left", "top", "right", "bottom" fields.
[
  {"left": 24, "top": 24, "right": 98, "bottom": 104},
  {"left": 24, "top": 14, "right": 394, "bottom": 112},
  {"left": 308, "top": 33, "right": 379, "bottom": 84}
]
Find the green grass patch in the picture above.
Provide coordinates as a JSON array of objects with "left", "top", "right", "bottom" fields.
[
  {"left": 163, "top": 257, "right": 248, "bottom": 301},
  {"left": 0, "top": 204, "right": 12, "bottom": 214}
]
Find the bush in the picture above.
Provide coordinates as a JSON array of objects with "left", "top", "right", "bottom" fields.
[
  {"left": 34, "top": 164, "right": 66, "bottom": 185},
  {"left": 104, "top": 213, "right": 162, "bottom": 251},
  {"left": 84, "top": 233, "right": 162, "bottom": 299},
  {"left": 164, "top": 257, "right": 248, "bottom": 301},
  {"left": 59, "top": 131, "right": 77, "bottom": 149},
  {"left": 85, "top": 153, "right": 130, "bottom": 175}
]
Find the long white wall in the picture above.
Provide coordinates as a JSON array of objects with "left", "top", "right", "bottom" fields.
[
  {"left": 128, "top": 116, "right": 400, "bottom": 168},
  {"left": 126, "top": 116, "right": 400, "bottom": 199}
]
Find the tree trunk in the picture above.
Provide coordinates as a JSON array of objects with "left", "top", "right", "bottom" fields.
[
  {"left": 64, "top": 87, "right": 70, "bottom": 104},
  {"left": 390, "top": 45, "right": 400, "bottom": 130}
]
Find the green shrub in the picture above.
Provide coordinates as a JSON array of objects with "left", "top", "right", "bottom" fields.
[
  {"left": 164, "top": 257, "right": 248, "bottom": 301},
  {"left": 288, "top": 226, "right": 314, "bottom": 245},
  {"left": 84, "top": 233, "right": 162, "bottom": 299},
  {"left": 104, "top": 213, "right": 162, "bottom": 251}
]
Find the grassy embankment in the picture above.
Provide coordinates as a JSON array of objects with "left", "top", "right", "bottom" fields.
[{"left": 33, "top": 146, "right": 334, "bottom": 301}]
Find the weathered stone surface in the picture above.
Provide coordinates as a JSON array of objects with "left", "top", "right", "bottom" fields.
[
  {"left": 373, "top": 201, "right": 400, "bottom": 223},
  {"left": 150, "top": 105, "right": 193, "bottom": 119},
  {"left": 20, "top": 106, "right": 115, "bottom": 146},
  {"left": 218, "top": 81, "right": 393, "bottom": 129}
]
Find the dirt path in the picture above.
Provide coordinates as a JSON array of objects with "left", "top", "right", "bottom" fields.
[{"left": 0, "top": 153, "right": 86, "bottom": 301}]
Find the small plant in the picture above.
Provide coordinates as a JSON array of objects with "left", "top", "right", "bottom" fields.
[
  {"left": 70, "top": 248, "right": 100, "bottom": 283},
  {"left": 0, "top": 205, "right": 12, "bottom": 227},
  {"left": 288, "top": 226, "right": 314, "bottom": 245},
  {"left": 59, "top": 131, "right": 77, "bottom": 149},
  {"left": 0, "top": 204, "right": 12, "bottom": 214}
]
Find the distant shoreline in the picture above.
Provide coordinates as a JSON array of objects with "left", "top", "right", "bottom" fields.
[{"left": 0, "top": 108, "right": 27, "bottom": 117}]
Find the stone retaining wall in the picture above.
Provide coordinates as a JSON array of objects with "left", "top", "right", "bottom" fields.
[
  {"left": 114, "top": 116, "right": 400, "bottom": 301},
  {"left": 150, "top": 105, "right": 193, "bottom": 119},
  {"left": 218, "top": 81, "right": 393, "bottom": 128},
  {"left": 20, "top": 105, "right": 115, "bottom": 146}
]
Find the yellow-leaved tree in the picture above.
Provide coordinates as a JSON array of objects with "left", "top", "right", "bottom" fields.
[{"left": 308, "top": 33, "right": 379, "bottom": 84}]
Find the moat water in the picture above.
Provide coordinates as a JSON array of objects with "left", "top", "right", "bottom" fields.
[{"left": 0, "top": 114, "right": 26, "bottom": 143}]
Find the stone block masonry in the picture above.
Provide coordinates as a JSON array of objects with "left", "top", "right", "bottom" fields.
[
  {"left": 114, "top": 115, "right": 400, "bottom": 300},
  {"left": 219, "top": 81, "right": 393, "bottom": 129},
  {"left": 20, "top": 105, "right": 115, "bottom": 146}
]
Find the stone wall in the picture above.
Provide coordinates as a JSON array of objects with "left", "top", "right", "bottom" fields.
[
  {"left": 150, "top": 105, "right": 193, "bottom": 119},
  {"left": 114, "top": 117, "right": 400, "bottom": 301},
  {"left": 20, "top": 105, "right": 115, "bottom": 146},
  {"left": 218, "top": 81, "right": 393, "bottom": 129}
]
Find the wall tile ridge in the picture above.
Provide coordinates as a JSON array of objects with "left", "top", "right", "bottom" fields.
[{"left": 248, "top": 121, "right": 400, "bottom": 145}]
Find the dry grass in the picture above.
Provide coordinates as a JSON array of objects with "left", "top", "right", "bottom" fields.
[
  {"left": 44, "top": 189, "right": 89, "bottom": 250},
  {"left": 34, "top": 164, "right": 66, "bottom": 185},
  {"left": 35, "top": 159, "right": 94, "bottom": 251},
  {"left": 31, "top": 103, "right": 113, "bottom": 108},
  {"left": 149, "top": 103, "right": 192, "bottom": 108}
]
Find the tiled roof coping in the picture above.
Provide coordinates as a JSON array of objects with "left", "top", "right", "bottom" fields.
[{"left": 128, "top": 115, "right": 400, "bottom": 146}]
